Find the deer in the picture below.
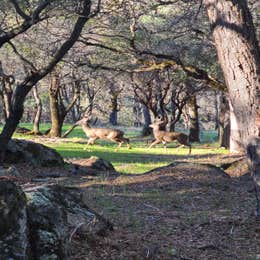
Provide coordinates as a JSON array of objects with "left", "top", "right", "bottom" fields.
[
  {"left": 75, "top": 116, "right": 130, "bottom": 150},
  {"left": 148, "top": 119, "right": 191, "bottom": 154}
]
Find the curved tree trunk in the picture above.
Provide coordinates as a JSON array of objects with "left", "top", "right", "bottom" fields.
[
  {"left": 188, "top": 96, "right": 200, "bottom": 142},
  {"left": 32, "top": 86, "right": 42, "bottom": 135},
  {"left": 204, "top": 0, "right": 260, "bottom": 153}
]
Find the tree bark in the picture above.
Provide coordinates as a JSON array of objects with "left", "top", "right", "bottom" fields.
[
  {"left": 32, "top": 86, "right": 42, "bottom": 135},
  {"left": 204, "top": 0, "right": 260, "bottom": 152},
  {"left": 218, "top": 94, "right": 230, "bottom": 148},
  {"left": 133, "top": 97, "right": 142, "bottom": 127},
  {"left": 187, "top": 96, "right": 200, "bottom": 142},
  {"left": 48, "top": 74, "right": 62, "bottom": 137},
  {"left": 109, "top": 95, "right": 118, "bottom": 125},
  {"left": 141, "top": 105, "right": 152, "bottom": 136}
]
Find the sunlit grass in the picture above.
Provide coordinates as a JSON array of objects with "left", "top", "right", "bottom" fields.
[
  {"left": 46, "top": 141, "right": 227, "bottom": 174},
  {"left": 1, "top": 123, "right": 228, "bottom": 174}
]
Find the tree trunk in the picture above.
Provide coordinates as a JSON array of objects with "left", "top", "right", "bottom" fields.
[
  {"left": 214, "top": 91, "right": 219, "bottom": 130},
  {"left": 0, "top": 62, "right": 14, "bottom": 121},
  {"left": 48, "top": 92, "right": 62, "bottom": 137},
  {"left": 169, "top": 101, "right": 176, "bottom": 132},
  {"left": 218, "top": 94, "right": 230, "bottom": 148},
  {"left": 204, "top": 0, "right": 260, "bottom": 153},
  {"left": 188, "top": 96, "right": 200, "bottom": 142},
  {"left": 109, "top": 95, "right": 118, "bottom": 126},
  {"left": 133, "top": 97, "right": 142, "bottom": 127},
  {"left": 141, "top": 104, "right": 152, "bottom": 136},
  {"left": 32, "top": 86, "right": 42, "bottom": 135},
  {"left": 48, "top": 74, "right": 62, "bottom": 137},
  {"left": 2, "top": 83, "right": 12, "bottom": 119}
]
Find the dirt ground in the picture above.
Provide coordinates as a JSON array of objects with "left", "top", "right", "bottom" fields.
[{"left": 15, "top": 154, "right": 260, "bottom": 259}]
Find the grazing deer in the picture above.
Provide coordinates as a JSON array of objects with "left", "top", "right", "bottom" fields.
[
  {"left": 148, "top": 120, "right": 191, "bottom": 154},
  {"left": 76, "top": 116, "right": 130, "bottom": 150}
]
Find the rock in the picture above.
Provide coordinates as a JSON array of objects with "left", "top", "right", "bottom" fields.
[
  {"left": 0, "top": 180, "right": 27, "bottom": 259},
  {"left": 26, "top": 185, "right": 113, "bottom": 259},
  {"left": 5, "top": 139, "right": 64, "bottom": 166},
  {"left": 0, "top": 166, "right": 21, "bottom": 178},
  {"left": 0, "top": 180, "right": 113, "bottom": 259},
  {"left": 77, "top": 156, "right": 115, "bottom": 171}
]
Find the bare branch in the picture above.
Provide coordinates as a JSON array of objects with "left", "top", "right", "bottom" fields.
[{"left": 10, "top": 0, "right": 30, "bottom": 21}]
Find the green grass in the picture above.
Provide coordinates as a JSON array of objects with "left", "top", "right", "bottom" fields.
[{"left": 2, "top": 123, "right": 228, "bottom": 174}]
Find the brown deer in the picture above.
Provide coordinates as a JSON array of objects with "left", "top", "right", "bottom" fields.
[
  {"left": 76, "top": 116, "right": 130, "bottom": 150},
  {"left": 148, "top": 119, "right": 191, "bottom": 154}
]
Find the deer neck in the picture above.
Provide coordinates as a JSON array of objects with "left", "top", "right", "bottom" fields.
[
  {"left": 152, "top": 126, "right": 162, "bottom": 136},
  {"left": 82, "top": 123, "right": 92, "bottom": 132}
]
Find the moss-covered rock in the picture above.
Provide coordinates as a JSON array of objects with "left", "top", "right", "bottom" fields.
[
  {"left": 5, "top": 139, "right": 64, "bottom": 166},
  {"left": 0, "top": 180, "right": 27, "bottom": 259},
  {"left": 0, "top": 181, "right": 113, "bottom": 259}
]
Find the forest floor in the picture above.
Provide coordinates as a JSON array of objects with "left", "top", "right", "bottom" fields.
[{"left": 16, "top": 152, "right": 260, "bottom": 260}]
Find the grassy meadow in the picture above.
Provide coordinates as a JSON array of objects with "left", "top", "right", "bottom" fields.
[{"left": 8, "top": 123, "right": 228, "bottom": 174}]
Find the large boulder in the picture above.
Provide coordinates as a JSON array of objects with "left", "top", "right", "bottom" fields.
[
  {"left": 5, "top": 139, "right": 64, "bottom": 166},
  {"left": 0, "top": 180, "right": 27, "bottom": 259},
  {"left": 0, "top": 180, "right": 113, "bottom": 259}
]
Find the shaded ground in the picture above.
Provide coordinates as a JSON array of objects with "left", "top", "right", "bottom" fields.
[{"left": 11, "top": 154, "right": 260, "bottom": 259}]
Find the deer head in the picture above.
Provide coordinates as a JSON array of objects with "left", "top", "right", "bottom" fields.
[
  {"left": 75, "top": 114, "right": 91, "bottom": 126},
  {"left": 149, "top": 116, "right": 167, "bottom": 129}
]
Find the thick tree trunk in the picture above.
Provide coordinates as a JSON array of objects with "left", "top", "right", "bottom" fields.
[
  {"left": 141, "top": 104, "right": 152, "bottom": 136},
  {"left": 49, "top": 91, "right": 62, "bottom": 137},
  {"left": 188, "top": 96, "right": 200, "bottom": 142},
  {"left": 48, "top": 74, "right": 63, "bottom": 137},
  {"left": 218, "top": 94, "right": 230, "bottom": 148},
  {"left": 204, "top": 0, "right": 260, "bottom": 152},
  {"left": 109, "top": 95, "right": 118, "bottom": 126}
]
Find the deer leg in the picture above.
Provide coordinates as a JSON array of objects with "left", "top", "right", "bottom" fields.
[
  {"left": 187, "top": 144, "right": 192, "bottom": 155},
  {"left": 176, "top": 144, "right": 185, "bottom": 150},
  {"left": 123, "top": 138, "right": 131, "bottom": 149},
  {"left": 162, "top": 141, "right": 167, "bottom": 152},
  {"left": 84, "top": 137, "right": 98, "bottom": 150},
  {"left": 114, "top": 141, "right": 123, "bottom": 152},
  {"left": 148, "top": 140, "right": 161, "bottom": 149},
  {"left": 87, "top": 137, "right": 97, "bottom": 145}
]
